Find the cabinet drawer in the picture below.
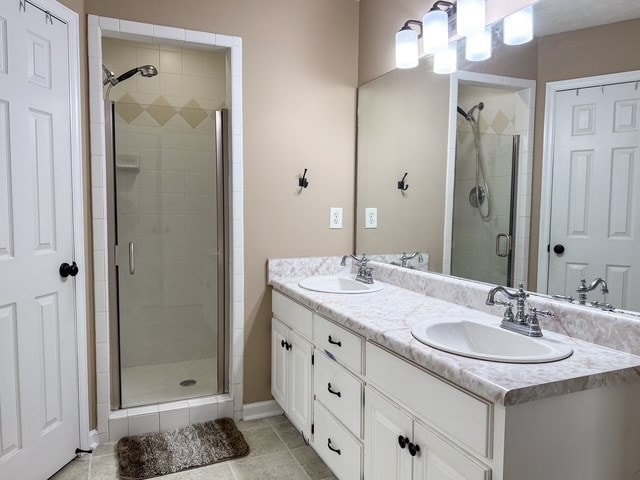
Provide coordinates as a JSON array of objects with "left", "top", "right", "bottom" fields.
[
  {"left": 272, "top": 290, "right": 313, "bottom": 340},
  {"left": 313, "top": 401, "right": 362, "bottom": 480},
  {"left": 366, "top": 343, "right": 493, "bottom": 459},
  {"left": 314, "top": 351, "right": 363, "bottom": 438},
  {"left": 314, "top": 314, "right": 363, "bottom": 373}
]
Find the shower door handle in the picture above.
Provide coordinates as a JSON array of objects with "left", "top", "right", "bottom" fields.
[
  {"left": 496, "top": 234, "right": 511, "bottom": 257},
  {"left": 128, "top": 241, "right": 135, "bottom": 275}
]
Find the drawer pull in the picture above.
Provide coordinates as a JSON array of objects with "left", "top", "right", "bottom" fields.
[
  {"left": 327, "top": 438, "right": 341, "bottom": 455},
  {"left": 408, "top": 442, "right": 420, "bottom": 457},
  {"left": 328, "top": 335, "right": 342, "bottom": 347},
  {"left": 398, "top": 435, "right": 409, "bottom": 449},
  {"left": 327, "top": 383, "right": 342, "bottom": 397}
]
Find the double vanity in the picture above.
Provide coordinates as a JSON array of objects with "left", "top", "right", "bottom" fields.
[{"left": 268, "top": 256, "right": 640, "bottom": 480}]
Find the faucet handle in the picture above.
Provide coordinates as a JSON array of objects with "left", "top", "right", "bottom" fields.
[{"left": 528, "top": 307, "right": 554, "bottom": 324}]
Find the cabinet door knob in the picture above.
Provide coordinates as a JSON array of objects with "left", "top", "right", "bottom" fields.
[
  {"left": 327, "top": 438, "right": 341, "bottom": 455},
  {"left": 553, "top": 244, "right": 565, "bottom": 254},
  {"left": 327, "top": 383, "right": 341, "bottom": 397},
  {"left": 408, "top": 442, "right": 420, "bottom": 457},
  {"left": 328, "top": 335, "right": 342, "bottom": 347},
  {"left": 398, "top": 435, "right": 409, "bottom": 449}
]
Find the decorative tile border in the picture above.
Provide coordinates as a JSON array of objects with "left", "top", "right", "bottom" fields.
[{"left": 88, "top": 15, "right": 244, "bottom": 444}]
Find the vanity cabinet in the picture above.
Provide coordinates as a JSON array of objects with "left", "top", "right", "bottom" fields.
[
  {"left": 272, "top": 288, "right": 640, "bottom": 480},
  {"left": 365, "top": 387, "right": 490, "bottom": 480},
  {"left": 271, "top": 292, "right": 314, "bottom": 441}
]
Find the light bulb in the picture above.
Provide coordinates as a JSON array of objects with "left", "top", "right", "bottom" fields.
[
  {"left": 423, "top": 8, "right": 449, "bottom": 54},
  {"left": 395, "top": 27, "right": 419, "bottom": 69},
  {"left": 504, "top": 5, "right": 533, "bottom": 45},
  {"left": 457, "top": 0, "right": 486, "bottom": 37},
  {"left": 465, "top": 27, "right": 492, "bottom": 61},
  {"left": 433, "top": 41, "right": 457, "bottom": 74}
]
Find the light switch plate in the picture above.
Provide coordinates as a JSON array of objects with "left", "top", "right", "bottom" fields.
[
  {"left": 365, "top": 208, "right": 377, "bottom": 229},
  {"left": 330, "top": 207, "right": 343, "bottom": 229}
]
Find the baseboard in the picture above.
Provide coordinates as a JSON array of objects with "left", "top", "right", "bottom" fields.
[{"left": 242, "top": 400, "right": 284, "bottom": 421}]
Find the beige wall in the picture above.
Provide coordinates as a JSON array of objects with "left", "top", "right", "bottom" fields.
[
  {"left": 529, "top": 18, "right": 640, "bottom": 289},
  {"left": 85, "top": 0, "right": 359, "bottom": 404},
  {"left": 356, "top": 67, "right": 449, "bottom": 272}
]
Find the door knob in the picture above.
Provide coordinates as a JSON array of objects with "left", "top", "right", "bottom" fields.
[
  {"left": 553, "top": 244, "right": 565, "bottom": 254},
  {"left": 59, "top": 261, "right": 79, "bottom": 278}
]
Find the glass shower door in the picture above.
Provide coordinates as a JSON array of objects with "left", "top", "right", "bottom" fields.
[
  {"left": 451, "top": 132, "right": 518, "bottom": 286},
  {"left": 112, "top": 100, "right": 227, "bottom": 408}
]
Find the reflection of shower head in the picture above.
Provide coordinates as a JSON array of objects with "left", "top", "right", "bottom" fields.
[
  {"left": 103, "top": 64, "right": 158, "bottom": 86},
  {"left": 457, "top": 106, "right": 470, "bottom": 121},
  {"left": 457, "top": 102, "right": 484, "bottom": 122}
]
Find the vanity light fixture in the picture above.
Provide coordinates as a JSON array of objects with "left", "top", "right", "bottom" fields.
[
  {"left": 395, "top": 20, "right": 422, "bottom": 69},
  {"left": 395, "top": 1, "right": 537, "bottom": 74},
  {"left": 456, "top": 0, "right": 485, "bottom": 37},
  {"left": 465, "top": 27, "right": 492, "bottom": 61},
  {"left": 422, "top": 1, "right": 455, "bottom": 54},
  {"left": 503, "top": 5, "right": 534, "bottom": 45},
  {"left": 433, "top": 41, "right": 458, "bottom": 74}
]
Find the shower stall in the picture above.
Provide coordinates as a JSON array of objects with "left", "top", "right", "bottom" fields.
[
  {"left": 451, "top": 84, "right": 522, "bottom": 287},
  {"left": 102, "top": 38, "right": 230, "bottom": 409}
]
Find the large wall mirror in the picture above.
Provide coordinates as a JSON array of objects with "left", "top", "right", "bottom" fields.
[{"left": 356, "top": 0, "right": 640, "bottom": 313}]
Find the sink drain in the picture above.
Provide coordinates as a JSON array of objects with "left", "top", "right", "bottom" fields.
[{"left": 180, "top": 379, "right": 197, "bottom": 387}]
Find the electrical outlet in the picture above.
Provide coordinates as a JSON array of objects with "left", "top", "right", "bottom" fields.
[
  {"left": 330, "top": 207, "right": 343, "bottom": 229},
  {"left": 365, "top": 208, "right": 377, "bottom": 229}
]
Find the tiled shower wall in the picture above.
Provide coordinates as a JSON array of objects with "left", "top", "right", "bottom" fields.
[
  {"left": 452, "top": 84, "right": 529, "bottom": 286},
  {"left": 103, "top": 39, "right": 227, "bottom": 368}
]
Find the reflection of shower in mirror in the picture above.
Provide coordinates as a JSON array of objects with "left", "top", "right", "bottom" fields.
[{"left": 457, "top": 101, "right": 491, "bottom": 220}]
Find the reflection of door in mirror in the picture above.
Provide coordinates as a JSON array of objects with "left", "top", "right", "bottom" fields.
[
  {"left": 451, "top": 84, "right": 522, "bottom": 287},
  {"left": 546, "top": 78, "right": 640, "bottom": 311}
]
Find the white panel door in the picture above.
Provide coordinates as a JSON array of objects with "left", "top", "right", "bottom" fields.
[
  {"left": 548, "top": 82, "right": 640, "bottom": 310},
  {"left": 364, "top": 387, "right": 413, "bottom": 480},
  {"left": 0, "top": 3, "right": 79, "bottom": 479}
]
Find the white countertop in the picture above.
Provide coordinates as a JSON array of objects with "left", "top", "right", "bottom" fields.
[{"left": 270, "top": 273, "right": 640, "bottom": 406}]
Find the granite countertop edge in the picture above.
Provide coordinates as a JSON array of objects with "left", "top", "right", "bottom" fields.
[{"left": 269, "top": 276, "right": 640, "bottom": 407}]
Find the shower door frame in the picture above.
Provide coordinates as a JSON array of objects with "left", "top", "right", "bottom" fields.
[
  {"left": 444, "top": 71, "right": 536, "bottom": 288},
  {"left": 88, "top": 17, "right": 245, "bottom": 439},
  {"left": 105, "top": 102, "right": 231, "bottom": 409}
]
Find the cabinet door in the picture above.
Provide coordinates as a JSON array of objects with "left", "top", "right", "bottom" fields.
[
  {"left": 365, "top": 387, "right": 413, "bottom": 480},
  {"left": 288, "top": 330, "right": 314, "bottom": 439},
  {"left": 271, "top": 318, "right": 289, "bottom": 410},
  {"left": 412, "top": 421, "right": 491, "bottom": 480}
]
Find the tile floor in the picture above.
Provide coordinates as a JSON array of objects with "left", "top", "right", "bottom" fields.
[
  {"left": 50, "top": 415, "right": 336, "bottom": 480},
  {"left": 121, "top": 358, "right": 218, "bottom": 407}
]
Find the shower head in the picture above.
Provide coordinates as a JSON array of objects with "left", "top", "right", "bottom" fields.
[
  {"left": 467, "top": 102, "right": 484, "bottom": 118},
  {"left": 457, "top": 106, "right": 471, "bottom": 121},
  {"left": 103, "top": 64, "right": 158, "bottom": 86}
]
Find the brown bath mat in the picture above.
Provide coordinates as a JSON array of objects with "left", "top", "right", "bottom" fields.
[{"left": 116, "top": 417, "right": 249, "bottom": 479}]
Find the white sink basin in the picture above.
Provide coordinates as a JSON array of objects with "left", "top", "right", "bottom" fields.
[
  {"left": 411, "top": 319, "right": 573, "bottom": 363},
  {"left": 298, "top": 275, "right": 384, "bottom": 294}
]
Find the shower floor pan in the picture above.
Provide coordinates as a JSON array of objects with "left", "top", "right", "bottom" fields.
[{"left": 121, "top": 357, "right": 218, "bottom": 408}]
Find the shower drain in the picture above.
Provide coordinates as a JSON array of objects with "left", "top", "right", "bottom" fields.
[{"left": 180, "top": 379, "right": 197, "bottom": 387}]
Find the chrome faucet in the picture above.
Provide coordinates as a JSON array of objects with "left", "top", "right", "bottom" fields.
[
  {"left": 576, "top": 278, "right": 609, "bottom": 305},
  {"left": 486, "top": 283, "right": 553, "bottom": 337},
  {"left": 398, "top": 252, "right": 424, "bottom": 268},
  {"left": 340, "top": 254, "right": 374, "bottom": 284}
]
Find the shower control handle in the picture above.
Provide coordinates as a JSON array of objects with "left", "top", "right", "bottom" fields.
[{"left": 128, "top": 241, "right": 135, "bottom": 275}]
